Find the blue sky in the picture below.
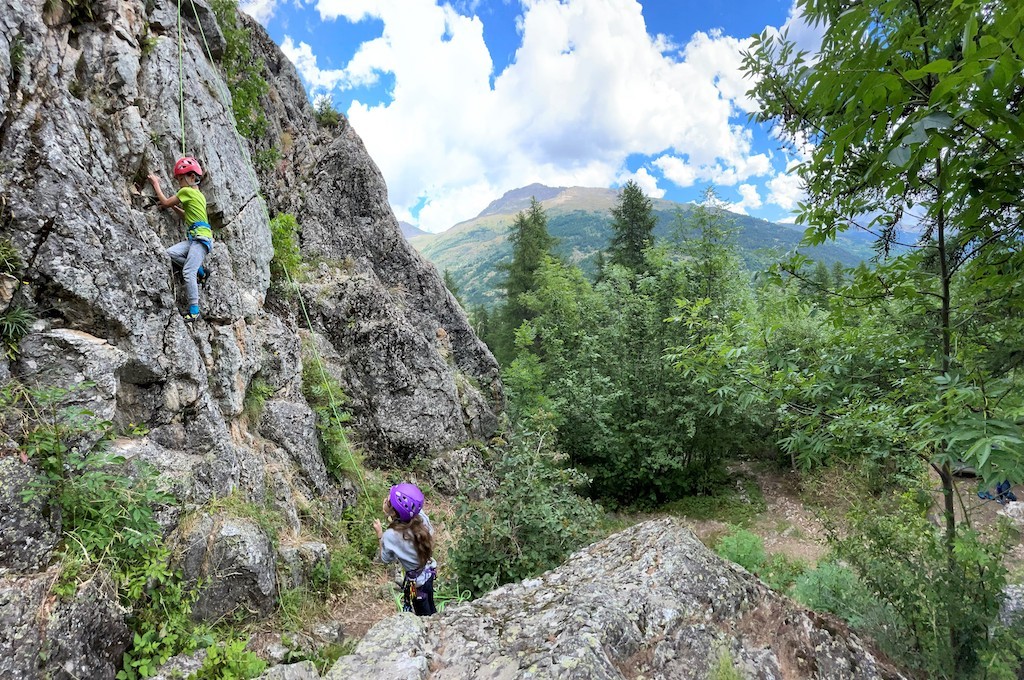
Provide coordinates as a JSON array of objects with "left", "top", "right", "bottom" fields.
[{"left": 241, "top": 0, "right": 823, "bottom": 232}]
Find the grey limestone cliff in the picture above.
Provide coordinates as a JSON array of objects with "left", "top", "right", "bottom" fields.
[{"left": 0, "top": 0, "right": 501, "bottom": 675}]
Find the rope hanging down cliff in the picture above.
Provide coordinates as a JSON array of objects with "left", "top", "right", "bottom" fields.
[{"left": 175, "top": 0, "right": 369, "bottom": 503}]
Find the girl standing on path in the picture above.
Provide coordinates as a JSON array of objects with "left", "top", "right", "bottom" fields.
[{"left": 373, "top": 483, "right": 438, "bottom": 616}]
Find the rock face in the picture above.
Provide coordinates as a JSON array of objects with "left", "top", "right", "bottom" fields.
[
  {"left": 0, "top": 0, "right": 501, "bottom": 675},
  {"left": 327, "top": 518, "right": 907, "bottom": 680}
]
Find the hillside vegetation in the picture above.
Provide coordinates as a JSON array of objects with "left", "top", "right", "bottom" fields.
[{"left": 411, "top": 184, "right": 875, "bottom": 306}]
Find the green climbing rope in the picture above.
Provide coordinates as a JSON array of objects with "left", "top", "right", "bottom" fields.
[{"left": 176, "top": 0, "right": 186, "bottom": 156}]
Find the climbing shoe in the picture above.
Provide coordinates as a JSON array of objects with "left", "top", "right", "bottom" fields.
[
  {"left": 183, "top": 305, "right": 201, "bottom": 322},
  {"left": 197, "top": 267, "right": 211, "bottom": 287}
]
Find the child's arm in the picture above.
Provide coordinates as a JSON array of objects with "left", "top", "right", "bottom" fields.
[{"left": 147, "top": 174, "right": 181, "bottom": 209}]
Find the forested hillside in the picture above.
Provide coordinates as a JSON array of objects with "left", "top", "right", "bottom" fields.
[
  {"left": 458, "top": 0, "right": 1024, "bottom": 676},
  {"left": 410, "top": 185, "right": 876, "bottom": 306}
]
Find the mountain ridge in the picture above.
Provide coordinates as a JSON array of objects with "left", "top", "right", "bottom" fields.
[{"left": 410, "top": 184, "right": 873, "bottom": 306}]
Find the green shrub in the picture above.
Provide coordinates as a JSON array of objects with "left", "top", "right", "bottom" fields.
[
  {"left": 0, "top": 382, "right": 203, "bottom": 680},
  {"left": 791, "top": 560, "right": 898, "bottom": 649},
  {"left": 449, "top": 429, "right": 604, "bottom": 596},
  {"left": 300, "top": 354, "right": 361, "bottom": 482},
  {"left": 313, "top": 95, "right": 342, "bottom": 128},
  {"left": 190, "top": 638, "right": 266, "bottom": 680},
  {"left": 710, "top": 647, "right": 743, "bottom": 680},
  {"left": 713, "top": 527, "right": 805, "bottom": 592},
  {"left": 254, "top": 147, "right": 281, "bottom": 173},
  {"left": 832, "top": 494, "right": 1022, "bottom": 678},
  {"left": 242, "top": 377, "right": 274, "bottom": 422},
  {"left": 714, "top": 528, "right": 766, "bottom": 573},
  {"left": 663, "top": 478, "right": 767, "bottom": 526},
  {"left": 269, "top": 213, "right": 302, "bottom": 282}
]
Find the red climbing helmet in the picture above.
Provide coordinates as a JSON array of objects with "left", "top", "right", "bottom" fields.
[
  {"left": 388, "top": 483, "right": 424, "bottom": 522},
  {"left": 173, "top": 156, "right": 204, "bottom": 177}
]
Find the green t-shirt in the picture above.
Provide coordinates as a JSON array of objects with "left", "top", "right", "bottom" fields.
[{"left": 176, "top": 187, "right": 212, "bottom": 240}]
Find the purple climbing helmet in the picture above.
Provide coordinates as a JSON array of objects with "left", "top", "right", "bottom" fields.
[{"left": 388, "top": 483, "right": 424, "bottom": 522}]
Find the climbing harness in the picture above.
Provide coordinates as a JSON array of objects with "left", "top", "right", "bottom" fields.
[{"left": 402, "top": 563, "right": 438, "bottom": 615}]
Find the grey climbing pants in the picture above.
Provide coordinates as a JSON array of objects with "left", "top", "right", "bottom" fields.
[{"left": 166, "top": 240, "right": 208, "bottom": 307}]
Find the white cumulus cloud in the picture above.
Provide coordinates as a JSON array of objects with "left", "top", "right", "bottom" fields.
[{"left": 281, "top": 0, "right": 781, "bottom": 232}]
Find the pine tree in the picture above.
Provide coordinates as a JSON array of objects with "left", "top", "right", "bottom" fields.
[
  {"left": 493, "top": 198, "right": 557, "bottom": 363},
  {"left": 607, "top": 180, "right": 657, "bottom": 272}
]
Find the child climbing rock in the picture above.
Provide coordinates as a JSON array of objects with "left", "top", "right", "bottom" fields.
[
  {"left": 148, "top": 157, "right": 212, "bottom": 321},
  {"left": 373, "top": 483, "right": 438, "bottom": 616}
]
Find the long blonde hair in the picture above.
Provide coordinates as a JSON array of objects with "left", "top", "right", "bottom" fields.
[{"left": 383, "top": 499, "right": 433, "bottom": 567}]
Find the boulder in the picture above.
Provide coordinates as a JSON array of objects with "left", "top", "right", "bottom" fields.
[
  {"left": 43, "top": 572, "right": 132, "bottom": 680},
  {"left": 326, "top": 518, "right": 907, "bottom": 680},
  {"left": 177, "top": 514, "right": 278, "bottom": 622},
  {"left": 260, "top": 399, "right": 330, "bottom": 493},
  {"left": 0, "top": 570, "right": 131, "bottom": 680},
  {"left": 428, "top": 446, "right": 496, "bottom": 501},
  {"left": 278, "top": 541, "right": 330, "bottom": 590},
  {"left": 0, "top": 572, "right": 52, "bottom": 679}
]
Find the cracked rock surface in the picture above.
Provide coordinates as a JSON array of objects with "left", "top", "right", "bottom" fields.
[{"left": 327, "top": 519, "right": 908, "bottom": 680}]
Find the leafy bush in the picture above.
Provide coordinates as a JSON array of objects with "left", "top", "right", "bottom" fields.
[
  {"left": 313, "top": 94, "right": 343, "bottom": 128},
  {"left": 449, "top": 430, "right": 604, "bottom": 596},
  {"left": 713, "top": 527, "right": 805, "bottom": 592},
  {"left": 663, "top": 478, "right": 766, "bottom": 526},
  {"left": 832, "top": 494, "right": 1021, "bottom": 678},
  {"left": 791, "top": 560, "right": 898, "bottom": 651},
  {"left": 242, "top": 377, "right": 274, "bottom": 423},
  {"left": 0, "top": 383, "right": 205, "bottom": 680},
  {"left": 190, "top": 638, "right": 266, "bottom": 680},
  {"left": 254, "top": 147, "right": 281, "bottom": 173},
  {"left": 269, "top": 213, "right": 302, "bottom": 282},
  {"left": 714, "top": 528, "right": 766, "bottom": 573}
]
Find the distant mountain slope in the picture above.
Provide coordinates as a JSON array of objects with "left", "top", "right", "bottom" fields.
[
  {"left": 410, "top": 185, "right": 875, "bottom": 307},
  {"left": 399, "top": 220, "right": 429, "bottom": 239}
]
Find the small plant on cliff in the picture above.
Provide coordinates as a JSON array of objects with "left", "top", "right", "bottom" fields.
[
  {"left": 0, "top": 304, "right": 33, "bottom": 359},
  {"left": 191, "top": 638, "right": 266, "bottom": 680},
  {"left": 254, "top": 146, "right": 281, "bottom": 173},
  {"left": 300, "top": 350, "right": 361, "bottom": 482},
  {"left": 313, "top": 94, "right": 342, "bottom": 128},
  {"left": 269, "top": 213, "right": 302, "bottom": 282},
  {"left": 242, "top": 376, "right": 274, "bottom": 423},
  {"left": 0, "top": 238, "right": 21, "bottom": 273},
  {"left": 210, "top": 0, "right": 269, "bottom": 139},
  {"left": 9, "top": 37, "right": 25, "bottom": 82}
]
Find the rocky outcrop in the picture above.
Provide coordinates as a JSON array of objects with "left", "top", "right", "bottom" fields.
[
  {"left": 327, "top": 518, "right": 907, "bottom": 680},
  {"left": 0, "top": 457, "right": 58, "bottom": 573},
  {"left": 177, "top": 513, "right": 278, "bottom": 622}
]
